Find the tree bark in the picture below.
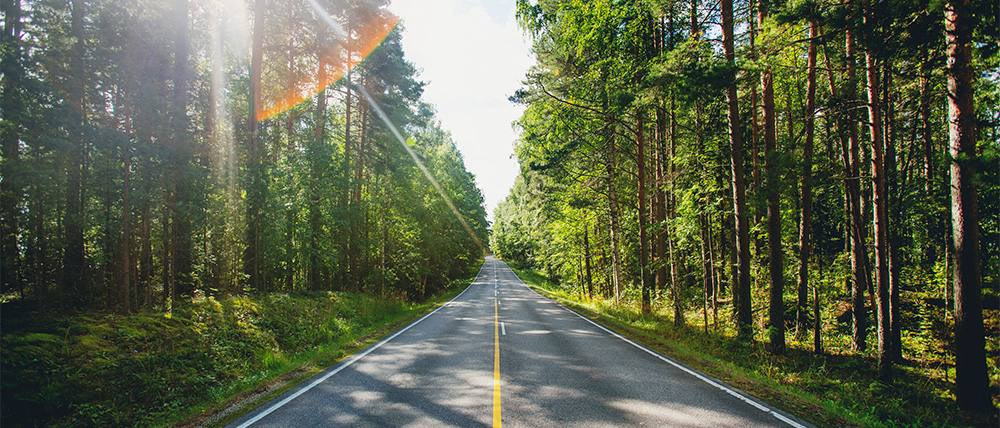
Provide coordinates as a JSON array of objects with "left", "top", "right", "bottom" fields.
[
  {"left": 29, "top": 191, "right": 45, "bottom": 310},
  {"left": 813, "top": 285, "right": 822, "bottom": 354},
  {"left": 655, "top": 105, "right": 667, "bottom": 296},
  {"left": 919, "top": 60, "right": 934, "bottom": 194},
  {"left": 699, "top": 213, "right": 714, "bottom": 333},
  {"left": 352, "top": 78, "right": 368, "bottom": 287},
  {"left": 170, "top": 0, "right": 193, "bottom": 299},
  {"left": 244, "top": 0, "right": 265, "bottom": 292},
  {"left": 862, "top": 0, "right": 891, "bottom": 380},
  {"left": 759, "top": 1, "right": 784, "bottom": 354},
  {"left": 945, "top": 0, "right": 990, "bottom": 412},
  {"left": 668, "top": 95, "right": 683, "bottom": 325},
  {"left": 845, "top": 23, "right": 869, "bottom": 352},
  {"left": 140, "top": 161, "right": 152, "bottom": 305},
  {"left": 584, "top": 226, "right": 593, "bottom": 298},
  {"left": 309, "top": 74, "right": 327, "bottom": 291},
  {"left": 885, "top": 66, "right": 903, "bottom": 363},
  {"left": 637, "top": 110, "right": 651, "bottom": 314},
  {"left": 1, "top": 0, "right": 23, "bottom": 299},
  {"left": 63, "top": 0, "right": 88, "bottom": 305},
  {"left": 749, "top": 10, "right": 762, "bottom": 227},
  {"left": 722, "top": 0, "right": 751, "bottom": 340},
  {"left": 796, "top": 20, "right": 818, "bottom": 339},
  {"left": 608, "top": 133, "right": 623, "bottom": 303},
  {"left": 121, "top": 138, "right": 132, "bottom": 312}
]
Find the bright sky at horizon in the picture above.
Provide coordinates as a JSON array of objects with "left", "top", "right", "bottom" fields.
[{"left": 388, "top": 0, "right": 533, "bottom": 224}]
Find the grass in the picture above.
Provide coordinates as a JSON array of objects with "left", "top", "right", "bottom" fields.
[
  {"left": 510, "top": 266, "right": 1000, "bottom": 428},
  {"left": 0, "top": 267, "right": 479, "bottom": 428}
]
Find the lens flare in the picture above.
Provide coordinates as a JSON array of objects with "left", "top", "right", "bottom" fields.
[
  {"left": 297, "top": 0, "right": 486, "bottom": 255},
  {"left": 355, "top": 84, "right": 487, "bottom": 255},
  {"left": 256, "top": 11, "right": 399, "bottom": 121}
]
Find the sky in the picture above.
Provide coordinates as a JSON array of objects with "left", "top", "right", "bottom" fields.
[{"left": 387, "top": 0, "right": 534, "bottom": 223}]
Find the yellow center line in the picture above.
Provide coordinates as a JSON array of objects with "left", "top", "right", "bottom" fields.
[{"left": 493, "top": 296, "right": 501, "bottom": 427}]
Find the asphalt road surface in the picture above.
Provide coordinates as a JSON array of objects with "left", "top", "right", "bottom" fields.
[{"left": 228, "top": 256, "right": 813, "bottom": 427}]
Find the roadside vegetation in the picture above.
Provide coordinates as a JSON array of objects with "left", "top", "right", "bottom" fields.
[
  {"left": 1, "top": 0, "right": 490, "bottom": 426},
  {"left": 496, "top": 0, "right": 998, "bottom": 420},
  {"left": 512, "top": 265, "right": 998, "bottom": 428},
  {"left": 0, "top": 270, "right": 477, "bottom": 428}
]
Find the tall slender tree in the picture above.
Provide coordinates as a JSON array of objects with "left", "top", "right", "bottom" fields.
[
  {"left": 862, "top": 0, "right": 891, "bottom": 382},
  {"left": 169, "top": 0, "right": 194, "bottom": 299},
  {"left": 945, "top": 0, "right": 990, "bottom": 412},
  {"left": 244, "top": 0, "right": 266, "bottom": 293},
  {"left": 796, "top": 19, "right": 819, "bottom": 339},
  {"left": 722, "top": 0, "right": 752, "bottom": 340},
  {"left": 1, "top": 0, "right": 24, "bottom": 299},
  {"left": 637, "top": 110, "right": 651, "bottom": 314},
  {"left": 759, "top": 0, "right": 784, "bottom": 353},
  {"left": 63, "top": 0, "right": 88, "bottom": 304}
]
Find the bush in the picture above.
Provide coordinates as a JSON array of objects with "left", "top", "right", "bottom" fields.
[{"left": 0, "top": 291, "right": 415, "bottom": 427}]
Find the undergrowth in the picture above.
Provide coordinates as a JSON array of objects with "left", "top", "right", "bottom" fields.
[
  {"left": 511, "top": 266, "right": 999, "bottom": 428},
  {"left": 1, "top": 271, "right": 476, "bottom": 428}
]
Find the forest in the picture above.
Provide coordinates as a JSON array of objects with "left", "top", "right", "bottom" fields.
[
  {"left": 0, "top": 0, "right": 488, "bottom": 310},
  {"left": 492, "top": 0, "right": 998, "bottom": 417},
  {"left": 1, "top": 0, "right": 489, "bottom": 424}
]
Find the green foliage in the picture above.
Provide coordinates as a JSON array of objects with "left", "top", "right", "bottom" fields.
[
  {"left": 0, "top": 291, "right": 426, "bottom": 427},
  {"left": 504, "top": 0, "right": 1000, "bottom": 416},
  {"left": 516, "top": 266, "right": 1000, "bottom": 428},
  {"left": 1, "top": 0, "right": 488, "bottom": 309}
]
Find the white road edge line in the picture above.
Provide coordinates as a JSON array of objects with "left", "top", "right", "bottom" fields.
[
  {"left": 517, "top": 279, "right": 809, "bottom": 428},
  {"left": 235, "top": 265, "right": 485, "bottom": 428}
]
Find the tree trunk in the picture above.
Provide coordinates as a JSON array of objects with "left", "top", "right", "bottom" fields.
[
  {"left": 723, "top": 0, "right": 751, "bottom": 340},
  {"left": 29, "top": 192, "right": 45, "bottom": 311},
  {"left": 637, "top": 110, "right": 651, "bottom": 314},
  {"left": 946, "top": 0, "right": 990, "bottom": 412},
  {"left": 311, "top": 22, "right": 330, "bottom": 292},
  {"left": 121, "top": 139, "right": 132, "bottom": 313},
  {"left": 759, "top": 1, "right": 784, "bottom": 354},
  {"left": 699, "top": 213, "right": 714, "bottom": 333},
  {"left": 584, "top": 226, "right": 593, "bottom": 298},
  {"left": 309, "top": 90, "right": 326, "bottom": 291},
  {"left": 1, "top": 0, "right": 23, "bottom": 298},
  {"left": 655, "top": 105, "right": 667, "bottom": 296},
  {"left": 596, "top": 224, "right": 609, "bottom": 298},
  {"left": 919, "top": 60, "right": 934, "bottom": 194},
  {"left": 244, "top": 0, "right": 265, "bottom": 293},
  {"left": 170, "top": 0, "right": 193, "bottom": 298},
  {"left": 608, "top": 134, "right": 624, "bottom": 303},
  {"left": 885, "top": 66, "right": 903, "bottom": 363},
  {"left": 668, "top": 96, "right": 683, "bottom": 325},
  {"left": 845, "top": 23, "right": 868, "bottom": 352},
  {"left": 813, "top": 285, "right": 822, "bottom": 354},
  {"left": 796, "top": 20, "right": 818, "bottom": 339},
  {"left": 919, "top": 59, "right": 938, "bottom": 266},
  {"left": 708, "top": 214, "right": 718, "bottom": 329},
  {"left": 689, "top": 0, "right": 698, "bottom": 36},
  {"left": 140, "top": 164, "right": 152, "bottom": 306},
  {"left": 163, "top": 212, "right": 173, "bottom": 308},
  {"left": 749, "top": 11, "right": 761, "bottom": 227},
  {"left": 862, "top": 0, "right": 891, "bottom": 380},
  {"left": 62, "top": 0, "right": 88, "bottom": 306},
  {"left": 351, "top": 79, "right": 367, "bottom": 287}
]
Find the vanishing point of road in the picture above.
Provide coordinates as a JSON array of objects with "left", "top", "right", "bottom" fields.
[{"left": 227, "top": 256, "right": 814, "bottom": 427}]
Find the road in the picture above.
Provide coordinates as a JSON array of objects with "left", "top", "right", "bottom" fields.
[{"left": 227, "top": 256, "right": 813, "bottom": 427}]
